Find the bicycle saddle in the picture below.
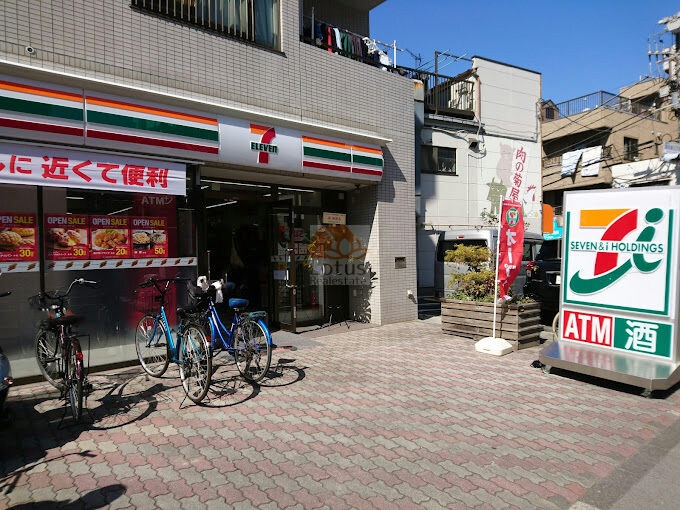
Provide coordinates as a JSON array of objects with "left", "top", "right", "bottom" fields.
[
  {"left": 229, "top": 297, "right": 249, "bottom": 309},
  {"left": 48, "top": 314, "right": 85, "bottom": 326}
]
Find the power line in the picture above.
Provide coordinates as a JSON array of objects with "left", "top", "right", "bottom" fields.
[{"left": 542, "top": 92, "right": 668, "bottom": 159}]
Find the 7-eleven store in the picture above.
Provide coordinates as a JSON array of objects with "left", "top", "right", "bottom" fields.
[{"left": 0, "top": 74, "right": 385, "bottom": 380}]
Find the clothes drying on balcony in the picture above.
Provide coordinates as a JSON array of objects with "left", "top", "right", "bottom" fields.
[
  {"left": 580, "top": 146, "right": 602, "bottom": 177},
  {"left": 314, "top": 22, "right": 364, "bottom": 58},
  {"left": 311, "top": 20, "right": 391, "bottom": 69},
  {"left": 560, "top": 149, "right": 584, "bottom": 177}
]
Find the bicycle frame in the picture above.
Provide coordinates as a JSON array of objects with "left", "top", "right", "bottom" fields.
[
  {"left": 136, "top": 276, "right": 212, "bottom": 404},
  {"left": 203, "top": 296, "right": 272, "bottom": 351},
  {"left": 56, "top": 324, "right": 83, "bottom": 379},
  {"left": 204, "top": 299, "right": 239, "bottom": 352},
  {"left": 147, "top": 304, "right": 183, "bottom": 363},
  {"left": 194, "top": 278, "right": 272, "bottom": 383}
]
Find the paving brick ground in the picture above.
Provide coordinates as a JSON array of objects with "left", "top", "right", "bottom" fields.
[{"left": 2, "top": 319, "right": 680, "bottom": 509}]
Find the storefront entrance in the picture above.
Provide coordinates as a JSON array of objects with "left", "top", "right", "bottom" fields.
[{"left": 203, "top": 180, "right": 348, "bottom": 332}]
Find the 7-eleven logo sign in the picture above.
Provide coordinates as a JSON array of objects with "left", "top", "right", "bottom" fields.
[
  {"left": 565, "top": 206, "right": 673, "bottom": 315},
  {"left": 250, "top": 124, "right": 278, "bottom": 164}
]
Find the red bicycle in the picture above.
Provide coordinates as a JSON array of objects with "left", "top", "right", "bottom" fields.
[{"left": 30, "top": 278, "right": 98, "bottom": 422}]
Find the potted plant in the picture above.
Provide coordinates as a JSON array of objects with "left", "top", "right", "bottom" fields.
[{"left": 440, "top": 243, "right": 542, "bottom": 350}]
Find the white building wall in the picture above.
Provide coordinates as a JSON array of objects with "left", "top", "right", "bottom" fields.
[
  {"left": 417, "top": 57, "right": 543, "bottom": 293},
  {"left": 611, "top": 159, "right": 680, "bottom": 187}
]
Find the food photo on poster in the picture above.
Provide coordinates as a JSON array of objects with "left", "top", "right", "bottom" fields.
[
  {"left": 45, "top": 214, "right": 89, "bottom": 260},
  {"left": 131, "top": 216, "right": 168, "bottom": 258},
  {"left": 89, "top": 215, "right": 131, "bottom": 259},
  {"left": 0, "top": 212, "right": 37, "bottom": 262}
]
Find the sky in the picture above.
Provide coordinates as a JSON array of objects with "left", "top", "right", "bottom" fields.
[{"left": 369, "top": 1, "right": 680, "bottom": 103}]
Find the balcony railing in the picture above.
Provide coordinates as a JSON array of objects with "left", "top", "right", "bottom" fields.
[
  {"left": 544, "top": 91, "right": 657, "bottom": 122},
  {"left": 300, "top": 16, "right": 475, "bottom": 118}
]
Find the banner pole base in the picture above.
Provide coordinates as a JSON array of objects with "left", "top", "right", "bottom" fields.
[{"left": 475, "top": 336, "right": 513, "bottom": 356}]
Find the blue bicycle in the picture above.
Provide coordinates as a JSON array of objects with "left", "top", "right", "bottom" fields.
[
  {"left": 197, "top": 279, "right": 272, "bottom": 383},
  {"left": 135, "top": 277, "right": 212, "bottom": 404}
]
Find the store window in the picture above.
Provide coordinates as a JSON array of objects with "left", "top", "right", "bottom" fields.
[
  {"left": 131, "top": 0, "right": 280, "bottom": 49},
  {"left": 421, "top": 146, "right": 457, "bottom": 175},
  {"left": 55, "top": 188, "right": 195, "bottom": 260}
]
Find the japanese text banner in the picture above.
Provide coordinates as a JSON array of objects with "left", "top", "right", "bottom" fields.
[
  {"left": 497, "top": 199, "right": 524, "bottom": 299},
  {"left": 0, "top": 143, "right": 185, "bottom": 196}
]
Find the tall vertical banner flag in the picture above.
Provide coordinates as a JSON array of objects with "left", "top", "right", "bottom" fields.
[{"left": 498, "top": 199, "right": 524, "bottom": 299}]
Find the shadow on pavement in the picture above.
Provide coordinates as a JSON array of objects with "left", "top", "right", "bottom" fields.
[
  {"left": 8, "top": 483, "right": 126, "bottom": 509},
  {"left": 530, "top": 360, "right": 680, "bottom": 399}
]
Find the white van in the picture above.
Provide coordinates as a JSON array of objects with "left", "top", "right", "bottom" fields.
[{"left": 434, "top": 228, "right": 543, "bottom": 299}]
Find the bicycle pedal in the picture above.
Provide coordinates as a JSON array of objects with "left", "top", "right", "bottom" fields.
[{"left": 84, "top": 381, "right": 93, "bottom": 394}]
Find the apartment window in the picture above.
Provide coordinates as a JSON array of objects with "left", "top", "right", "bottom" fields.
[
  {"left": 624, "top": 137, "right": 638, "bottom": 161},
  {"left": 545, "top": 107, "right": 555, "bottom": 120},
  {"left": 131, "top": 0, "right": 280, "bottom": 49},
  {"left": 421, "top": 146, "right": 457, "bottom": 175}
]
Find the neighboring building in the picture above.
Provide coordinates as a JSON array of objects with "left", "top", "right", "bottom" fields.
[
  {"left": 540, "top": 78, "right": 679, "bottom": 221},
  {"left": 415, "top": 57, "right": 544, "bottom": 297},
  {"left": 0, "top": 0, "right": 419, "bottom": 378}
]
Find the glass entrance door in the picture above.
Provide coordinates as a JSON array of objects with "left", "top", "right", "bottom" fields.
[
  {"left": 270, "top": 196, "right": 326, "bottom": 331},
  {"left": 271, "top": 202, "right": 296, "bottom": 331}
]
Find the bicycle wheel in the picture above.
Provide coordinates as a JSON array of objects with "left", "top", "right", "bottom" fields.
[
  {"left": 552, "top": 311, "right": 560, "bottom": 341},
  {"left": 234, "top": 318, "right": 271, "bottom": 383},
  {"left": 35, "top": 327, "right": 65, "bottom": 391},
  {"left": 66, "top": 339, "right": 84, "bottom": 422},
  {"left": 178, "top": 321, "right": 212, "bottom": 404},
  {"left": 135, "top": 314, "right": 170, "bottom": 377}
]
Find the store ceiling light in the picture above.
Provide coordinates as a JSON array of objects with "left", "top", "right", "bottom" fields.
[
  {"left": 107, "top": 207, "right": 132, "bottom": 215},
  {"left": 66, "top": 196, "right": 85, "bottom": 200},
  {"left": 280, "top": 187, "right": 314, "bottom": 193},
  {"left": 202, "top": 179, "right": 270, "bottom": 189},
  {"left": 206, "top": 200, "right": 237, "bottom": 209}
]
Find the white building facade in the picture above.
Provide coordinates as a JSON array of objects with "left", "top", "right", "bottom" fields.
[{"left": 416, "top": 57, "right": 543, "bottom": 296}]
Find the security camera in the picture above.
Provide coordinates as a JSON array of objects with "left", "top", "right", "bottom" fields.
[
  {"left": 468, "top": 137, "right": 479, "bottom": 150},
  {"left": 25, "top": 46, "right": 36, "bottom": 55}
]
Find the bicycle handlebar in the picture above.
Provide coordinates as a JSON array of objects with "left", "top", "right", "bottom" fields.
[
  {"left": 138, "top": 277, "right": 188, "bottom": 288},
  {"left": 29, "top": 278, "right": 98, "bottom": 312},
  {"left": 42, "top": 278, "right": 99, "bottom": 300}
]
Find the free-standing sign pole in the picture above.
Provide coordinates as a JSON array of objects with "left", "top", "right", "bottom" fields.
[
  {"left": 475, "top": 195, "right": 513, "bottom": 356},
  {"left": 490, "top": 195, "right": 503, "bottom": 339}
]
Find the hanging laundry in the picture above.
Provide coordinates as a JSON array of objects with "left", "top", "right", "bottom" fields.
[
  {"left": 581, "top": 146, "right": 602, "bottom": 177},
  {"left": 560, "top": 149, "right": 584, "bottom": 177},
  {"left": 333, "top": 27, "right": 342, "bottom": 52}
]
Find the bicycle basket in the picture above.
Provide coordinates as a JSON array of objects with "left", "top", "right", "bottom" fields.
[
  {"left": 28, "top": 293, "right": 66, "bottom": 313},
  {"left": 134, "top": 287, "right": 159, "bottom": 314},
  {"left": 28, "top": 294, "right": 45, "bottom": 311}
]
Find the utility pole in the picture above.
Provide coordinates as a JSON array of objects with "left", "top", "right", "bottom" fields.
[{"left": 656, "top": 12, "right": 680, "bottom": 142}]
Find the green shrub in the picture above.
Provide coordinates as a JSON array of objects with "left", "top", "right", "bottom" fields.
[{"left": 444, "top": 244, "right": 495, "bottom": 301}]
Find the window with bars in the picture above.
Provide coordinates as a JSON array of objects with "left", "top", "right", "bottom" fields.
[
  {"left": 624, "top": 137, "right": 638, "bottom": 161},
  {"left": 131, "top": 0, "right": 280, "bottom": 49},
  {"left": 421, "top": 146, "right": 457, "bottom": 175}
]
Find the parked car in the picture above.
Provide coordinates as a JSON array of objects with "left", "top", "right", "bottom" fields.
[
  {"left": 434, "top": 228, "right": 544, "bottom": 299},
  {"left": 523, "top": 239, "right": 562, "bottom": 323}
]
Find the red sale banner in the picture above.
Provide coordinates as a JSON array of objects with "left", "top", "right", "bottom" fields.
[
  {"left": 497, "top": 199, "right": 524, "bottom": 299},
  {"left": 0, "top": 212, "right": 37, "bottom": 262}
]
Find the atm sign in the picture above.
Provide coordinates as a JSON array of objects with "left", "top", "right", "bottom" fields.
[
  {"left": 561, "top": 309, "right": 672, "bottom": 359},
  {"left": 562, "top": 310, "right": 612, "bottom": 346}
]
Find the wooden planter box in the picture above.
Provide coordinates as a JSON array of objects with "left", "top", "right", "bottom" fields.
[{"left": 441, "top": 299, "right": 542, "bottom": 350}]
